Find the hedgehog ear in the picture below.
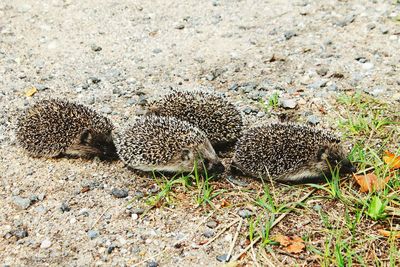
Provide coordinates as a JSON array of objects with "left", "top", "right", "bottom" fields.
[
  {"left": 317, "top": 146, "right": 329, "bottom": 160},
  {"left": 181, "top": 148, "right": 191, "bottom": 161}
]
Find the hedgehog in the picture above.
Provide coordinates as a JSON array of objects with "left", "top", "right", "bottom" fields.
[
  {"left": 144, "top": 89, "right": 243, "bottom": 151},
  {"left": 112, "top": 115, "right": 224, "bottom": 174},
  {"left": 16, "top": 99, "right": 116, "bottom": 159},
  {"left": 231, "top": 122, "right": 356, "bottom": 182}
]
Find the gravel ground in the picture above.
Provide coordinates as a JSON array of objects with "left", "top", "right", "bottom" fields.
[{"left": 1, "top": 0, "right": 400, "bottom": 266}]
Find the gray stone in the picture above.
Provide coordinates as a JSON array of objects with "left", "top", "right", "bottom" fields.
[
  {"left": 175, "top": 24, "right": 185, "bottom": 29},
  {"left": 216, "top": 254, "right": 230, "bottom": 262},
  {"left": 308, "top": 79, "right": 328, "bottom": 89},
  {"left": 11, "top": 229, "right": 28, "bottom": 239},
  {"left": 12, "top": 196, "right": 31, "bottom": 209},
  {"left": 355, "top": 56, "right": 367, "bottom": 63},
  {"left": 284, "top": 31, "right": 297, "bottom": 40},
  {"left": 203, "top": 229, "right": 214, "bottom": 238},
  {"left": 240, "top": 82, "right": 257, "bottom": 93},
  {"left": 366, "top": 87, "right": 385, "bottom": 97},
  {"left": 88, "top": 230, "right": 99, "bottom": 239},
  {"left": 335, "top": 14, "right": 355, "bottom": 27},
  {"left": 206, "top": 220, "right": 218, "bottom": 229},
  {"left": 280, "top": 99, "right": 297, "bottom": 109},
  {"left": 238, "top": 209, "right": 252, "bottom": 218},
  {"left": 316, "top": 68, "right": 328, "bottom": 76},
  {"left": 131, "top": 208, "right": 144, "bottom": 215},
  {"left": 88, "top": 77, "right": 101, "bottom": 84},
  {"left": 91, "top": 44, "right": 102, "bottom": 52},
  {"left": 152, "top": 48, "right": 162, "bottom": 53},
  {"left": 101, "top": 106, "right": 112, "bottom": 114},
  {"left": 111, "top": 188, "right": 128, "bottom": 198},
  {"left": 147, "top": 261, "right": 159, "bottom": 267},
  {"left": 229, "top": 83, "right": 239, "bottom": 91},
  {"left": 380, "top": 27, "right": 389, "bottom": 34},
  {"left": 327, "top": 83, "right": 338, "bottom": 91},
  {"left": 107, "top": 244, "right": 117, "bottom": 254},
  {"left": 60, "top": 202, "right": 71, "bottom": 212},
  {"left": 307, "top": 115, "right": 320, "bottom": 125}
]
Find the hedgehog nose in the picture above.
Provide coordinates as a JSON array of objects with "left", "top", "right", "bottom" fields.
[
  {"left": 341, "top": 160, "right": 356, "bottom": 173},
  {"left": 209, "top": 162, "right": 225, "bottom": 174}
]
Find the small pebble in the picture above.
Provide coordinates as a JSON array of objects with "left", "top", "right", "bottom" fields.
[
  {"left": 40, "top": 239, "right": 52, "bottom": 249},
  {"left": 206, "top": 220, "right": 218, "bottom": 229},
  {"left": 12, "top": 196, "right": 31, "bottom": 209},
  {"left": 111, "top": 188, "right": 129, "bottom": 198},
  {"left": 101, "top": 106, "right": 112, "bottom": 114},
  {"left": 280, "top": 99, "right": 297, "bottom": 109},
  {"left": 11, "top": 229, "right": 28, "bottom": 239},
  {"left": 147, "top": 261, "right": 159, "bottom": 267},
  {"left": 307, "top": 115, "right": 320, "bottom": 125},
  {"left": 216, "top": 254, "right": 230, "bottom": 262},
  {"left": 362, "top": 62, "right": 374, "bottom": 70},
  {"left": 203, "top": 229, "right": 214, "bottom": 238},
  {"left": 238, "top": 209, "right": 252, "bottom": 218},
  {"left": 308, "top": 80, "right": 328, "bottom": 89},
  {"left": 132, "top": 208, "right": 145, "bottom": 215},
  {"left": 229, "top": 83, "right": 239, "bottom": 91},
  {"left": 175, "top": 24, "right": 185, "bottom": 29},
  {"left": 91, "top": 44, "right": 102, "bottom": 52},
  {"left": 60, "top": 202, "right": 71, "bottom": 212},
  {"left": 152, "top": 48, "right": 162, "bottom": 53},
  {"left": 284, "top": 31, "right": 297, "bottom": 40},
  {"left": 107, "top": 244, "right": 117, "bottom": 254},
  {"left": 88, "top": 230, "right": 99, "bottom": 239}
]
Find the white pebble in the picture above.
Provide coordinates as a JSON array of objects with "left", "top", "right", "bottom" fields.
[{"left": 40, "top": 239, "right": 52, "bottom": 249}]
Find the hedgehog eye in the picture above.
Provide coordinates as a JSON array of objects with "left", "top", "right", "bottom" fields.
[
  {"left": 181, "top": 149, "right": 191, "bottom": 161},
  {"left": 80, "top": 130, "right": 92, "bottom": 144}
]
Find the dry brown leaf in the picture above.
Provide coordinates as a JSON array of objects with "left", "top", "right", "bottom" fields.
[
  {"left": 273, "top": 234, "right": 291, "bottom": 246},
  {"left": 353, "top": 173, "right": 390, "bottom": 193},
  {"left": 378, "top": 229, "right": 400, "bottom": 239},
  {"left": 272, "top": 234, "right": 305, "bottom": 254},
  {"left": 220, "top": 199, "right": 230, "bottom": 208},
  {"left": 383, "top": 151, "right": 400, "bottom": 170},
  {"left": 25, "top": 86, "right": 37, "bottom": 97}
]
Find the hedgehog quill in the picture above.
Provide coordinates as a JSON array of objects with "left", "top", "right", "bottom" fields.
[
  {"left": 16, "top": 99, "right": 116, "bottom": 159},
  {"left": 231, "top": 122, "right": 356, "bottom": 182},
  {"left": 113, "top": 115, "right": 224, "bottom": 174},
  {"left": 145, "top": 89, "right": 243, "bottom": 151}
]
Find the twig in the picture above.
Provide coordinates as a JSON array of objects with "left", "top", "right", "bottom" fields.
[
  {"left": 90, "top": 206, "right": 111, "bottom": 229},
  {"left": 354, "top": 163, "right": 384, "bottom": 175},
  {"left": 260, "top": 248, "right": 278, "bottom": 267},
  {"left": 231, "top": 188, "right": 317, "bottom": 261},
  {"left": 203, "top": 218, "right": 240, "bottom": 247},
  {"left": 226, "top": 218, "right": 243, "bottom": 262}
]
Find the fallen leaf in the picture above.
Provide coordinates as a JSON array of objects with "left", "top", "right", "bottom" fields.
[
  {"left": 383, "top": 151, "right": 400, "bottom": 170},
  {"left": 353, "top": 173, "right": 390, "bottom": 193},
  {"left": 220, "top": 199, "right": 230, "bottom": 208},
  {"left": 378, "top": 229, "right": 400, "bottom": 239},
  {"left": 25, "top": 86, "right": 37, "bottom": 97},
  {"left": 273, "top": 234, "right": 291, "bottom": 246},
  {"left": 272, "top": 234, "right": 305, "bottom": 254}
]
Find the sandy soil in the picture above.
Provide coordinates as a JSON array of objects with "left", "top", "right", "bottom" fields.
[{"left": 1, "top": 0, "right": 399, "bottom": 266}]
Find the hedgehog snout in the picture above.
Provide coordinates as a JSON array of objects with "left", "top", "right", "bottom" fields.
[
  {"left": 339, "top": 159, "right": 356, "bottom": 174},
  {"left": 206, "top": 159, "right": 225, "bottom": 174}
]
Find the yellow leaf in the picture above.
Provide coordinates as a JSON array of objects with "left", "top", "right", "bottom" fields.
[
  {"left": 378, "top": 229, "right": 400, "bottom": 239},
  {"left": 25, "top": 86, "right": 37, "bottom": 97},
  {"left": 353, "top": 173, "right": 390, "bottom": 193},
  {"left": 383, "top": 151, "right": 400, "bottom": 170},
  {"left": 272, "top": 234, "right": 305, "bottom": 254}
]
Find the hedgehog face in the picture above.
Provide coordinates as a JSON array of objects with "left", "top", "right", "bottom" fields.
[
  {"left": 168, "top": 140, "right": 224, "bottom": 174},
  {"left": 317, "top": 144, "right": 356, "bottom": 175},
  {"left": 64, "top": 129, "right": 117, "bottom": 159}
]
